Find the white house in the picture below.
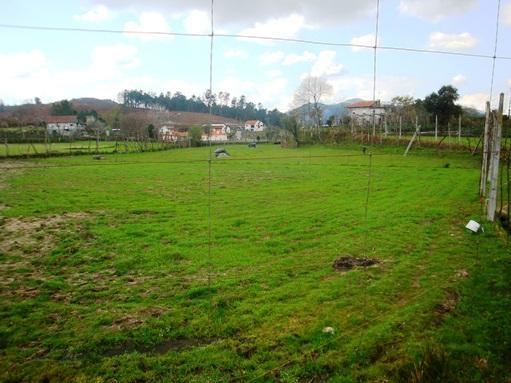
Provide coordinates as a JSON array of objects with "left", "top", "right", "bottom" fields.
[
  {"left": 244, "top": 120, "right": 265, "bottom": 132},
  {"left": 201, "top": 124, "right": 230, "bottom": 142},
  {"left": 346, "top": 101, "right": 385, "bottom": 125},
  {"left": 46, "top": 116, "right": 84, "bottom": 137}
]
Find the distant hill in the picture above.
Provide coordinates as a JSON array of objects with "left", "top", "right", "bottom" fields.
[
  {"left": 461, "top": 106, "right": 484, "bottom": 118},
  {"left": 0, "top": 98, "right": 241, "bottom": 128},
  {"left": 289, "top": 98, "right": 363, "bottom": 122},
  {"left": 70, "top": 98, "right": 119, "bottom": 111}
]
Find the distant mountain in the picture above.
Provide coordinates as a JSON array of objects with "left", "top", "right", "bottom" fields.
[
  {"left": 289, "top": 98, "right": 363, "bottom": 122},
  {"left": 461, "top": 106, "right": 484, "bottom": 118}
]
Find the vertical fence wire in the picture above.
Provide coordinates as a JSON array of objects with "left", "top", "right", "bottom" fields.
[
  {"left": 489, "top": 0, "right": 502, "bottom": 108},
  {"left": 207, "top": 0, "right": 215, "bottom": 292},
  {"left": 371, "top": 0, "right": 380, "bottom": 144}
]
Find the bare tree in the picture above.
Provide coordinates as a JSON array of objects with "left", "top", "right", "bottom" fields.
[{"left": 292, "top": 76, "right": 333, "bottom": 130}]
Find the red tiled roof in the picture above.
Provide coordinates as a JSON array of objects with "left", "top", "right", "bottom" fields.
[
  {"left": 347, "top": 101, "right": 379, "bottom": 108},
  {"left": 46, "top": 116, "right": 77, "bottom": 123},
  {"left": 245, "top": 120, "right": 259, "bottom": 124}
]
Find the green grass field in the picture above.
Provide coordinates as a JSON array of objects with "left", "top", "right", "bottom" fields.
[
  {"left": 1, "top": 144, "right": 510, "bottom": 382},
  {"left": 0, "top": 140, "right": 166, "bottom": 157}
]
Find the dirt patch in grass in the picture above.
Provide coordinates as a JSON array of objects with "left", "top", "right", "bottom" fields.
[
  {"left": 332, "top": 256, "right": 379, "bottom": 271},
  {"left": 104, "top": 337, "right": 218, "bottom": 357},
  {"left": 435, "top": 289, "right": 458, "bottom": 315},
  {"left": 0, "top": 212, "right": 92, "bottom": 300},
  {"left": 0, "top": 212, "right": 90, "bottom": 255}
]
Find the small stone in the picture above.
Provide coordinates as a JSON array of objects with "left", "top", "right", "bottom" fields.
[{"left": 322, "top": 326, "right": 335, "bottom": 334}]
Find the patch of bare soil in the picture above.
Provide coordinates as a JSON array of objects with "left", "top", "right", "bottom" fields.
[
  {"left": 435, "top": 289, "right": 458, "bottom": 315},
  {"left": 0, "top": 212, "right": 91, "bottom": 300},
  {"left": 104, "top": 337, "right": 218, "bottom": 357},
  {"left": 332, "top": 256, "right": 379, "bottom": 271},
  {"left": 0, "top": 161, "right": 32, "bottom": 190},
  {"left": 0, "top": 212, "right": 89, "bottom": 255}
]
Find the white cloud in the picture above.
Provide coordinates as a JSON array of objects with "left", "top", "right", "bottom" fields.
[
  {"left": 0, "top": 45, "right": 143, "bottom": 104},
  {"left": 165, "top": 79, "right": 204, "bottom": 97},
  {"left": 239, "top": 14, "right": 310, "bottom": 42},
  {"left": 259, "top": 51, "right": 285, "bottom": 66},
  {"left": 124, "top": 12, "right": 171, "bottom": 40},
  {"left": 350, "top": 34, "right": 375, "bottom": 52},
  {"left": 451, "top": 74, "right": 466, "bottom": 86},
  {"left": 399, "top": 0, "right": 477, "bottom": 22},
  {"left": 224, "top": 50, "right": 248, "bottom": 59},
  {"left": 259, "top": 50, "right": 317, "bottom": 67},
  {"left": 183, "top": 10, "right": 210, "bottom": 34},
  {"left": 503, "top": 3, "right": 511, "bottom": 25},
  {"left": 90, "top": 44, "right": 140, "bottom": 79},
  {"left": 98, "top": 0, "right": 376, "bottom": 26},
  {"left": 267, "top": 69, "right": 283, "bottom": 78},
  {"left": 74, "top": 4, "right": 111, "bottom": 22},
  {"left": 0, "top": 50, "right": 47, "bottom": 80},
  {"left": 217, "top": 75, "right": 289, "bottom": 110},
  {"left": 328, "top": 74, "right": 417, "bottom": 102},
  {"left": 310, "top": 51, "right": 344, "bottom": 77},
  {"left": 428, "top": 32, "right": 478, "bottom": 51},
  {"left": 460, "top": 92, "right": 488, "bottom": 111},
  {"left": 282, "top": 51, "right": 316, "bottom": 65}
]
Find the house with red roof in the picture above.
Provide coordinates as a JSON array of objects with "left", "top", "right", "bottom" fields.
[
  {"left": 46, "top": 116, "right": 85, "bottom": 137},
  {"left": 346, "top": 100, "right": 386, "bottom": 125}
]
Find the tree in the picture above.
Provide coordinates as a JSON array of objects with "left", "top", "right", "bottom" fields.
[
  {"left": 188, "top": 125, "right": 203, "bottom": 147},
  {"left": 292, "top": 76, "right": 333, "bottom": 129},
  {"left": 51, "top": 100, "right": 76, "bottom": 116},
  {"left": 423, "top": 85, "right": 462, "bottom": 126},
  {"left": 147, "top": 124, "right": 156, "bottom": 139},
  {"left": 282, "top": 115, "right": 300, "bottom": 146},
  {"left": 34, "top": 97, "right": 42, "bottom": 105}
]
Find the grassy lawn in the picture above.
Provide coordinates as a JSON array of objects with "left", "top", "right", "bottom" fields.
[
  {"left": 0, "top": 141, "right": 156, "bottom": 157},
  {"left": 0, "top": 144, "right": 510, "bottom": 382}
]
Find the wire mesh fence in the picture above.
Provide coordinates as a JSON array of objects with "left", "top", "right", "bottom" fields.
[{"left": 0, "top": 0, "right": 510, "bottom": 381}]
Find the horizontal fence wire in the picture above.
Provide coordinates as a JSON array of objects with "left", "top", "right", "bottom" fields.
[
  {"left": 0, "top": 153, "right": 480, "bottom": 170},
  {"left": 0, "top": 23, "right": 510, "bottom": 60}
]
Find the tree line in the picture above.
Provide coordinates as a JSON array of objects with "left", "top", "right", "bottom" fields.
[{"left": 120, "top": 89, "right": 285, "bottom": 127}]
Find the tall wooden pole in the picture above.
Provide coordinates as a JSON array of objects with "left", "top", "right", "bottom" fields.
[
  {"left": 399, "top": 116, "right": 402, "bottom": 139},
  {"left": 480, "top": 102, "right": 491, "bottom": 196},
  {"left": 487, "top": 93, "right": 504, "bottom": 222}
]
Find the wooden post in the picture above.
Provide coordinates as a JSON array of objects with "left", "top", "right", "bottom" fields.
[
  {"left": 399, "top": 116, "right": 402, "bottom": 140},
  {"left": 4, "top": 137, "right": 8, "bottom": 158},
  {"left": 447, "top": 122, "right": 451, "bottom": 147},
  {"left": 435, "top": 114, "right": 438, "bottom": 142},
  {"left": 458, "top": 115, "right": 461, "bottom": 144},
  {"left": 404, "top": 118, "right": 420, "bottom": 156},
  {"left": 96, "top": 128, "right": 100, "bottom": 154},
  {"left": 372, "top": 109, "right": 376, "bottom": 143},
  {"left": 44, "top": 127, "right": 49, "bottom": 156},
  {"left": 487, "top": 93, "right": 504, "bottom": 221},
  {"left": 480, "top": 102, "right": 491, "bottom": 196},
  {"left": 384, "top": 115, "right": 388, "bottom": 137},
  {"left": 416, "top": 116, "right": 420, "bottom": 146}
]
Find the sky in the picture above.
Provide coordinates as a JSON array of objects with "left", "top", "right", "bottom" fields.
[{"left": 0, "top": 0, "right": 510, "bottom": 112}]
